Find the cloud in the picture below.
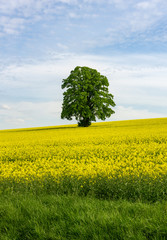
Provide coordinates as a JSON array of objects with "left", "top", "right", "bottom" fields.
[
  {"left": 0, "top": 16, "right": 26, "bottom": 35},
  {"left": 136, "top": 1, "right": 152, "bottom": 9},
  {"left": 57, "top": 43, "right": 69, "bottom": 50},
  {"left": 0, "top": 0, "right": 167, "bottom": 40},
  {"left": 1, "top": 52, "right": 167, "bottom": 95},
  {"left": 6, "top": 118, "right": 25, "bottom": 125},
  {"left": 135, "top": 0, "right": 166, "bottom": 11},
  {"left": 0, "top": 0, "right": 166, "bottom": 63},
  {"left": 111, "top": 106, "right": 166, "bottom": 121},
  {"left": 0, "top": 0, "right": 78, "bottom": 17},
  {"left": 0, "top": 101, "right": 63, "bottom": 129},
  {"left": 93, "top": 0, "right": 167, "bottom": 48},
  {"left": 0, "top": 104, "right": 11, "bottom": 110},
  {"left": 0, "top": 0, "right": 53, "bottom": 35}
]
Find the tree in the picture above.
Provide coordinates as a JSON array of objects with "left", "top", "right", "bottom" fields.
[{"left": 61, "top": 66, "right": 116, "bottom": 127}]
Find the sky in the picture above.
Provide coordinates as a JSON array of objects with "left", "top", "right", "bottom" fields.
[{"left": 0, "top": 0, "right": 167, "bottom": 129}]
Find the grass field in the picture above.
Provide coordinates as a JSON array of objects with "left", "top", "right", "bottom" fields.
[
  {"left": 0, "top": 118, "right": 167, "bottom": 239},
  {"left": 1, "top": 193, "right": 167, "bottom": 240}
]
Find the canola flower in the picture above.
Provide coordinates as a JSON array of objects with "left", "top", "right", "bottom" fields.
[{"left": 0, "top": 118, "right": 167, "bottom": 199}]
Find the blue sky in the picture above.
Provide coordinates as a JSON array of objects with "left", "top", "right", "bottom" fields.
[{"left": 0, "top": 0, "right": 167, "bottom": 129}]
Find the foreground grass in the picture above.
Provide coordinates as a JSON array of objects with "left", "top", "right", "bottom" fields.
[{"left": 0, "top": 193, "right": 167, "bottom": 240}]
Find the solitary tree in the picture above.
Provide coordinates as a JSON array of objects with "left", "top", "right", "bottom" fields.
[{"left": 61, "top": 66, "right": 116, "bottom": 127}]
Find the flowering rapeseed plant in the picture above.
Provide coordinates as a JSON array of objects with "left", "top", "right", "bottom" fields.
[{"left": 0, "top": 118, "right": 167, "bottom": 200}]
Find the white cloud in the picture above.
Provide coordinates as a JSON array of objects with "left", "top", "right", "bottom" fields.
[
  {"left": 0, "top": 16, "right": 25, "bottom": 35},
  {"left": 0, "top": 0, "right": 166, "bottom": 40},
  {"left": 57, "top": 0, "right": 78, "bottom": 3},
  {"left": 136, "top": 1, "right": 153, "bottom": 9},
  {"left": 1, "top": 52, "right": 167, "bottom": 93},
  {"left": 97, "top": 0, "right": 167, "bottom": 47},
  {"left": 57, "top": 43, "right": 69, "bottom": 50},
  {"left": 110, "top": 67, "right": 167, "bottom": 88},
  {"left": 135, "top": 0, "right": 165, "bottom": 12},
  {"left": 111, "top": 106, "right": 166, "bottom": 121},
  {"left": 0, "top": 104, "right": 11, "bottom": 110},
  {"left": 15, "top": 101, "right": 62, "bottom": 114},
  {"left": 0, "top": 0, "right": 77, "bottom": 16},
  {"left": 0, "top": 0, "right": 50, "bottom": 35},
  {"left": 0, "top": 101, "right": 63, "bottom": 129}
]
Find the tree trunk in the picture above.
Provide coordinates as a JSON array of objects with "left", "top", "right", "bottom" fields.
[{"left": 78, "top": 117, "right": 91, "bottom": 127}]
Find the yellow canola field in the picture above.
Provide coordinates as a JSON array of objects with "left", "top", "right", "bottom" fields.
[{"left": 0, "top": 118, "right": 167, "bottom": 184}]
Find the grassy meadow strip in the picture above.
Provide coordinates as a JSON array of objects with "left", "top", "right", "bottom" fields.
[
  {"left": 0, "top": 118, "right": 167, "bottom": 201},
  {"left": 0, "top": 193, "right": 167, "bottom": 240}
]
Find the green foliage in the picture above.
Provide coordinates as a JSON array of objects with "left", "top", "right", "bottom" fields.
[
  {"left": 2, "top": 174, "right": 167, "bottom": 203},
  {"left": 61, "top": 66, "right": 116, "bottom": 127},
  {"left": 1, "top": 193, "right": 167, "bottom": 240}
]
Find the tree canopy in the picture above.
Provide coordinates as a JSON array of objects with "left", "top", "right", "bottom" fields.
[{"left": 61, "top": 66, "right": 116, "bottom": 127}]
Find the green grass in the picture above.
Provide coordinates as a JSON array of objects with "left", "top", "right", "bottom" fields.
[
  {"left": 0, "top": 193, "right": 167, "bottom": 240},
  {"left": 2, "top": 174, "right": 167, "bottom": 202}
]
